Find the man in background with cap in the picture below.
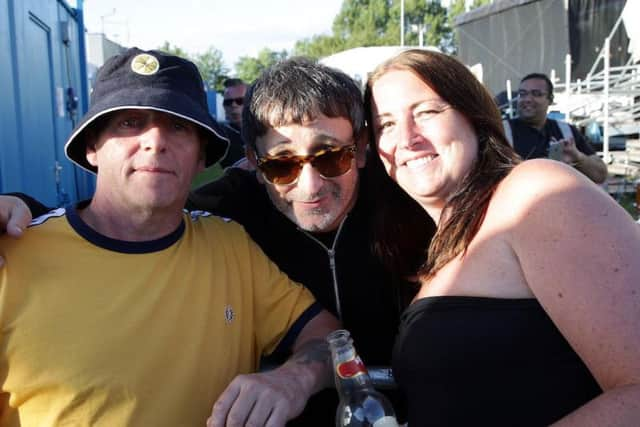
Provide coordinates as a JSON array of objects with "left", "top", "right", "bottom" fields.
[
  {"left": 219, "top": 78, "right": 248, "bottom": 168},
  {"left": 0, "top": 48, "right": 337, "bottom": 426}
]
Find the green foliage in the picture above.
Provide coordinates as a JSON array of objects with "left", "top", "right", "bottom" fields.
[
  {"left": 471, "top": 0, "right": 491, "bottom": 7},
  {"left": 293, "top": 0, "right": 458, "bottom": 60},
  {"left": 194, "top": 47, "right": 229, "bottom": 92},
  {"left": 616, "top": 191, "right": 639, "bottom": 220},
  {"left": 333, "top": 0, "right": 392, "bottom": 47},
  {"left": 158, "top": 41, "right": 189, "bottom": 58},
  {"left": 388, "top": 0, "right": 452, "bottom": 52},
  {"left": 234, "top": 48, "right": 288, "bottom": 83},
  {"left": 293, "top": 35, "right": 346, "bottom": 60},
  {"left": 191, "top": 163, "right": 223, "bottom": 189},
  {"left": 157, "top": 42, "right": 229, "bottom": 92}
]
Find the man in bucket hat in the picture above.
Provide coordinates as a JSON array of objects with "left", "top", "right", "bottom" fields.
[{"left": 0, "top": 48, "right": 337, "bottom": 426}]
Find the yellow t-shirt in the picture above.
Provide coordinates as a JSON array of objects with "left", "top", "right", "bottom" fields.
[{"left": 0, "top": 207, "right": 318, "bottom": 426}]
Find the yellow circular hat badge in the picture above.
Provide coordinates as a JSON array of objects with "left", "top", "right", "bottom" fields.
[{"left": 130, "top": 53, "right": 160, "bottom": 75}]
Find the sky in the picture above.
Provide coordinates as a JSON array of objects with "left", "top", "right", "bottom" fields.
[{"left": 71, "top": 0, "right": 345, "bottom": 72}]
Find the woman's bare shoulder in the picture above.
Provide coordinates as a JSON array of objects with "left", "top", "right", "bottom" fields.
[{"left": 490, "top": 159, "right": 603, "bottom": 221}]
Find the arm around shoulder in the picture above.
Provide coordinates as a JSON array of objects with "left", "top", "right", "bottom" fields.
[{"left": 504, "top": 160, "right": 640, "bottom": 426}]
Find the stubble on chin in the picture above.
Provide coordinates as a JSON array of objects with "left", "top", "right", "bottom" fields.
[{"left": 265, "top": 176, "right": 357, "bottom": 232}]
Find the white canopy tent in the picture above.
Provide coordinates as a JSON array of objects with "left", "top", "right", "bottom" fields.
[{"left": 320, "top": 46, "right": 440, "bottom": 88}]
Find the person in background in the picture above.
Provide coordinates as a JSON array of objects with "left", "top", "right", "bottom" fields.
[
  {"left": 503, "top": 72, "right": 607, "bottom": 184},
  {"left": 0, "top": 57, "right": 423, "bottom": 425},
  {"left": 365, "top": 49, "right": 640, "bottom": 426},
  {"left": 219, "top": 77, "right": 249, "bottom": 168},
  {"left": 0, "top": 48, "right": 338, "bottom": 427}
]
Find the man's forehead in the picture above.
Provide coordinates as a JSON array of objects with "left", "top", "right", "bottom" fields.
[
  {"left": 257, "top": 116, "right": 354, "bottom": 153},
  {"left": 520, "top": 78, "right": 547, "bottom": 89},
  {"left": 105, "top": 108, "right": 181, "bottom": 122},
  {"left": 224, "top": 84, "right": 246, "bottom": 98}
]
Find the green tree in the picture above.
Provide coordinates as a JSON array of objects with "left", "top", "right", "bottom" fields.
[
  {"left": 194, "top": 47, "right": 229, "bottom": 91},
  {"left": 294, "top": 0, "right": 453, "bottom": 59},
  {"left": 332, "top": 0, "right": 394, "bottom": 47},
  {"left": 293, "top": 35, "right": 346, "bottom": 60},
  {"left": 157, "top": 41, "right": 189, "bottom": 59},
  {"left": 157, "top": 42, "right": 230, "bottom": 92},
  {"left": 386, "top": 0, "right": 451, "bottom": 51},
  {"left": 235, "top": 48, "right": 288, "bottom": 83},
  {"left": 424, "top": 1, "right": 453, "bottom": 52}
]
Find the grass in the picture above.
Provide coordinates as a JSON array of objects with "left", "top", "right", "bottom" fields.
[
  {"left": 191, "top": 163, "right": 224, "bottom": 190},
  {"left": 612, "top": 190, "right": 638, "bottom": 220}
]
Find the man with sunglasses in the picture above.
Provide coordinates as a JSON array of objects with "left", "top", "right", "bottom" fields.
[
  {"left": 219, "top": 77, "right": 248, "bottom": 168},
  {"left": 190, "top": 58, "right": 414, "bottom": 425},
  {"left": 503, "top": 72, "right": 607, "bottom": 183},
  {"left": 0, "top": 58, "right": 414, "bottom": 425}
]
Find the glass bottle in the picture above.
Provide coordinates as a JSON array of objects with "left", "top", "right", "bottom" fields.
[{"left": 327, "top": 329, "right": 399, "bottom": 427}]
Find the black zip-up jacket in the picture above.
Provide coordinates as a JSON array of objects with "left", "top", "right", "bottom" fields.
[{"left": 15, "top": 167, "right": 411, "bottom": 425}]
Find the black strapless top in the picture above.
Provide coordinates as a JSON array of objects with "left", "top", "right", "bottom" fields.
[{"left": 392, "top": 297, "right": 601, "bottom": 426}]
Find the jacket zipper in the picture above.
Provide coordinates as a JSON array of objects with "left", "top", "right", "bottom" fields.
[{"left": 299, "top": 215, "right": 348, "bottom": 320}]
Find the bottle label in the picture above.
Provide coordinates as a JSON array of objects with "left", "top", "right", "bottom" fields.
[
  {"left": 373, "top": 416, "right": 400, "bottom": 427},
  {"left": 336, "top": 355, "right": 367, "bottom": 379}
]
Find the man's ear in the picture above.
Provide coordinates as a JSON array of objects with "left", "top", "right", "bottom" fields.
[
  {"left": 196, "top": 157, "right": 206, "bottom": 174},
  {"left": 355, "top": 133, "right": 368, "bottom": 168},
  {"left": 86, "top": 143, "right": 98, "bottom": 168},
  {"left": 245, "top": 146, "right": 264, "bottom": 184}
]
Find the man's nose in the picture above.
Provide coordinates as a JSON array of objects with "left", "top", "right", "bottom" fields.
[
  {"left": 295, "top": 162, "right": 324, "bottom": 194},
  {"left": 139, "top": 125, "right": 168, "bottom": 152}
]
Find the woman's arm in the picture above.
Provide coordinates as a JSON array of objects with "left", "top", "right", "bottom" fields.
[{"left": 506, "top": 159, "right": 640, "bottom": 426}]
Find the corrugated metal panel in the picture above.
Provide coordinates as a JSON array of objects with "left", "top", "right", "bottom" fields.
[
  {"left": 0, "top": 0, "right": 94, "bottom": 206},
  {"left": 455, "top": 0, "right": 568, "bottom": 96},
  {"left": 454, "top": 0, "right": 631, "bottom": 96}
]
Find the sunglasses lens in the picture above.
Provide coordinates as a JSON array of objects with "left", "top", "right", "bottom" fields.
[
  {"left": 223, "top": 97, "right": 243, "bottom": 107},
  {"left": 260, "top": 159, "right": 301, "bottom": 185},
  {"left": 313, "top": 147, "right": 354, "bottom": 177}
]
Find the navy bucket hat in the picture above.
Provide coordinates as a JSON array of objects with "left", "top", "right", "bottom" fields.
[{"left": 64, "top": 47, "right": 229, "bottom": 173}]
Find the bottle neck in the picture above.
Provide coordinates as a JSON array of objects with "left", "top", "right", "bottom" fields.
[{"left": 329, "top": 332, "right": 375, "bottom": 395}]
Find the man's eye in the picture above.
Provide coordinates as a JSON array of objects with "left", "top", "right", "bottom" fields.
[
  {"left": 173, "top": 121, "right": 193, "bottom": 132},
  {"left": 120, "top": 118, "right": 140, "bottom": 128}
]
